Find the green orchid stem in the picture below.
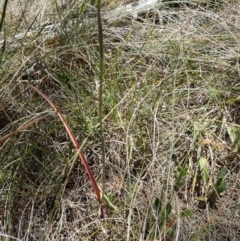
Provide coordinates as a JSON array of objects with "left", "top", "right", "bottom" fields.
[{"left": 97, "top": 0, "right": 106, "bottom": 196}]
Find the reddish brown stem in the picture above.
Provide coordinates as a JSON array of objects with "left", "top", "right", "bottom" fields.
[{"left": 28, "top": 84, "right": 104, "bottom": 218}]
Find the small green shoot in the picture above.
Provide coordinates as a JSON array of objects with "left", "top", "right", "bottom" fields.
[
  {"left": 176, "top": 163, "right": 189, "bottom": 187},
  {"left": 199, "top": 157, "right": 210, "bottom": 185},
  {"left": 180, "top": 209, "right": 195, "bottom": 218},
  {"left": 227, "top": 125, "right": 240, "bottom": 150},
  {"left": 153, "top": 197, "right": 162, "bottom": 217},
  {"left": 208, "top": 167, "right": 228, "bottom": 202},
  {"left": 193, "top": 157, "right": 228, "bottom": 204},
  {"left": 149, "top": 198, "right": 172, "bottom": 240},
  {"left": 193, "top": 157, "right": 210, "bottom": 201},
  {"left": 227, "top": 125, "right": 240, "bottom": 161}
]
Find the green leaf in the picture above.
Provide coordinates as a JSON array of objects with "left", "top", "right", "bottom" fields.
[
  {"left": 227, "top": 125, "right": 235, "bottom": 143},
  {"left": 215, "top": 179, "right": 226, "bottom": 194},
  {"left": 180, "top": 209, "right": 194, "bottom": 218},
  {"left": 176, "top": 164, "right": 188, "bottom": 186},
  {"left": 208, "top": 180, "right": 226, "bottom": 201},
  {"left": 217, "top": 167, "right": 228, "bottom": 179},
  {"left": 199, "top": 157, "right": 209, "bottom": 184},
  {"left": 159, "top": 202, "right": 172, "bottom": 228},
  {"left": 165, "top": 202, "right": 172, "bottom": 217},
  {"left": 153, "top": 197, "right": 162, "bottom": 216},
  {"left": 208, "top": 167, "right": 228, "bottom": 201},
  {"left": 227, "top": 125, "right": 240, "bottom": 149}
]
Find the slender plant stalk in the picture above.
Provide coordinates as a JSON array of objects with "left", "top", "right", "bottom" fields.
[
  {"left": 97, "top": 0, "right": 106, "bottom": 197},
  {"left": 0, "top": 0, "right": 8, "bottom": 32},
  {"left": 0, "top": 0, "right": 8, "bottom": 63}
]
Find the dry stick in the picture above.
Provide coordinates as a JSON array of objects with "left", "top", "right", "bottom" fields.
[{"left": 28, "top": 83, "right": 105, "bottom": 219}]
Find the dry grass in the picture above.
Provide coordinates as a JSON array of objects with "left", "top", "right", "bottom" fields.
[{"left": 1, "top": 0, "right": 240, "bottom": 240}]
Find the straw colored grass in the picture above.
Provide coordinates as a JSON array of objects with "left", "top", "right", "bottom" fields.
[{"left": 1, "top": 0, "right": 239, "bottom": 240}]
